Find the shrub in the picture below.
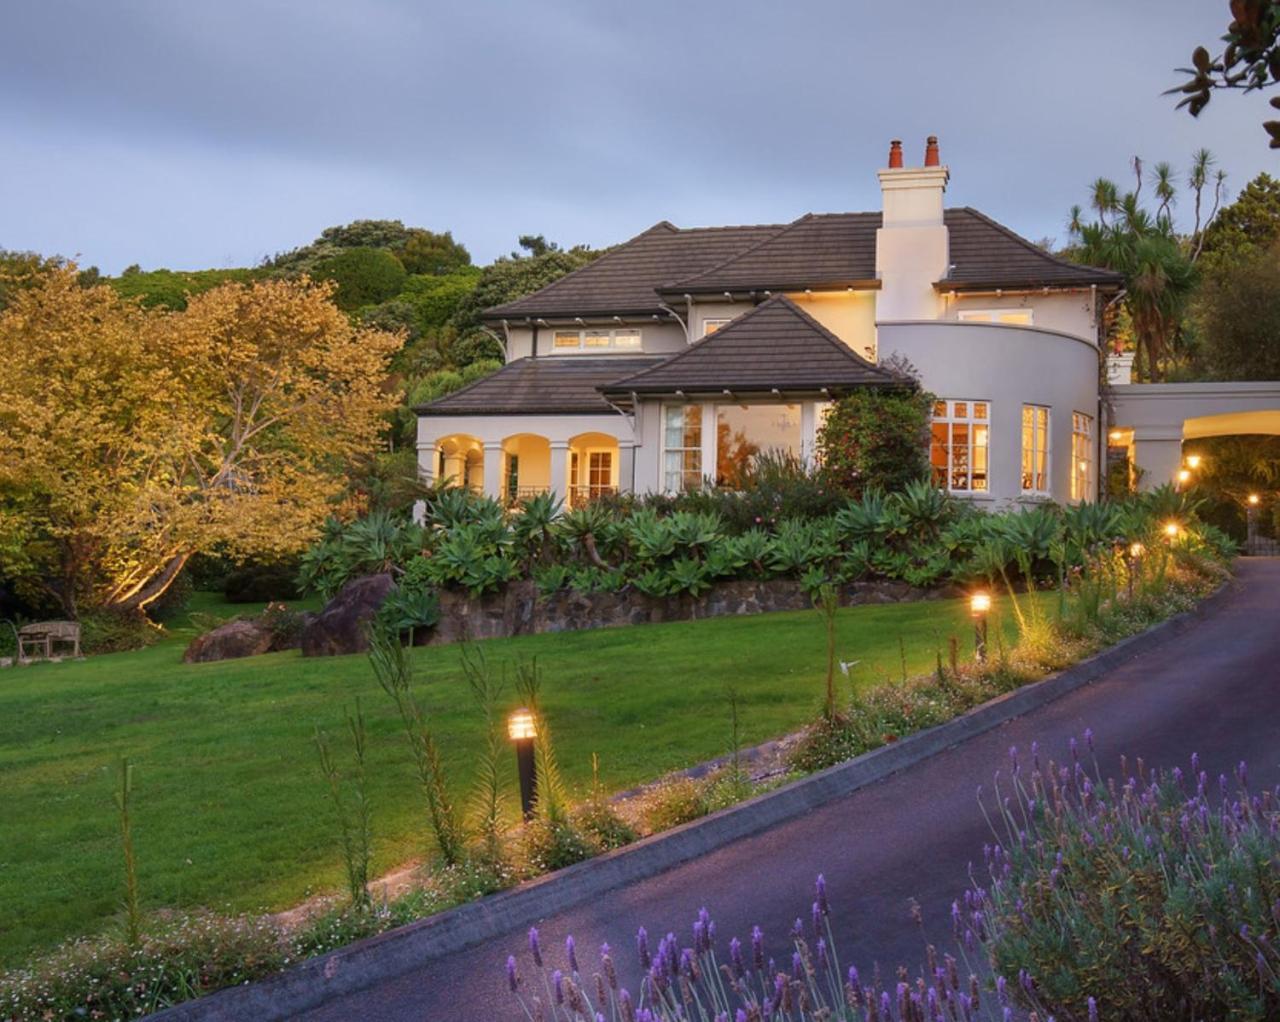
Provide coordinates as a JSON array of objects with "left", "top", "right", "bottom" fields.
[
  {"left": 261, "top": 601, "right": 307, "bottom": 648},
  {"left": 816, "top": 387, "right": 933, "bottom": 498},
  {"left": 519, "top": 817, "right": 596, "bottom": 873},
  {"left": 223, "top": 560, "right": 300, "bottom": 603},
  {"left": 0, "top": 913, "right": 287, "bottom": 1021},
  {"left": 311, "top": 247, "right": 408, "bottom": 311},
  {"left": 78, "top": 607, "right": 155, "bottom": 654},
  {"left": 572, "top": 799, "right": 637, "bottom": 852},
  {"left": 966, "top": 743, "right": 1280, "bottom": 1021},
  {"left": 637, "top": 777, "right": 709, "bottom": 833}
]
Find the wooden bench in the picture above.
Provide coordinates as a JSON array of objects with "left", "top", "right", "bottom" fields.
[{"left": 15, "top": 620, "right": 82, "bottom": 664}]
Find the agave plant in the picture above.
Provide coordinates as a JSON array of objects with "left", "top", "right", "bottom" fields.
[
  {"left": 891, "top": 478, "right": 957, "bottom": 540},
  {"left": 511, "top": 492, "right": 563, "bottom": 568}
]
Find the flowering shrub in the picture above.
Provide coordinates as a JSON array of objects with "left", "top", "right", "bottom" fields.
[
  {"left": 962, "top": 741, "right": 1280, "bottom": 1020},
  {"left": 505, "top": 876, "right": 1049, "bottom": 1021},
  {"left": 0, "top": 913, "right": 288, "bottom": 1022}
]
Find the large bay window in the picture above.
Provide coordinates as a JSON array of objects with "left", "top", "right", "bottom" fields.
[
  {"left": 1071, "top": 412, "right": 1093, "bottom": 502},
  {"left": 930, "top": 399, "right": 989, "bottom": 493},
  {"left": 662, "top": 405, "right": 703, "bottom": 492},
  {"left": 552, "top": 327, "right": 642, "bottom": 352},
  {"left": 1021, "top": 404, "right": 1050, "bottom": 495},
  {"left": 715, "top": 403, "right": 801, "bottom": 487}
]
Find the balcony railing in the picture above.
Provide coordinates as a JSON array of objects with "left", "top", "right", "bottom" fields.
[{"left": 504, "top": 485, "right": 549, "bottom": 508}]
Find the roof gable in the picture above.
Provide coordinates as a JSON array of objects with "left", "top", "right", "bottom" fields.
[{"left": 601, "top": 295, "right": 905, "bottom": 397}]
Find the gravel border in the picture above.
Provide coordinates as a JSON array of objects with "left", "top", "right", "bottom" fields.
[{"left": 148, "top": 581, "right": 1235, "bottom": 1021}]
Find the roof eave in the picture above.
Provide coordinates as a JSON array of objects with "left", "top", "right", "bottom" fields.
[
  {"left": 657, "top": 279, "right": 882, "bottom": 298},
  {"left": 479, "top": 306, "right": 673, "bottom": 323},
  {"left": 933, "top": 278, "right": 1123, "bottom": 293}
]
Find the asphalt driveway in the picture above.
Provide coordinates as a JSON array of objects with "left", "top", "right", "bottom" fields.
[{"left": 301, "top": 559, "right": 1280, "bottom": 1021}]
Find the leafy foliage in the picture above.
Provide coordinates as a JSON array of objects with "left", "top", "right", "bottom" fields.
[
  {"left": 311, "top": 247, "right": 408, "bottom": 312},
  {"left": 816, "top": 388, "right": 933, "bottom": 498}
]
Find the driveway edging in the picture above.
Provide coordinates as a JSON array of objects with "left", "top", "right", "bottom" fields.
[{"left": 149, "top": 581, "right": 1235, "bottom": 1022}]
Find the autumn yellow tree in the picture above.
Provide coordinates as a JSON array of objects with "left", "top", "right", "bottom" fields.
[{"left": 0, "top": 269, "right": 399, "bottom": 615}]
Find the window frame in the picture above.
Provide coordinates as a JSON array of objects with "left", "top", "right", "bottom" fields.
[
  {"left": 550, "top": 327, "right": 643, "bottom": 352},
  {"left": 929, "top": 398, "right": 991, "bottom": 495},
  {"left": 957, "top": 308, "right": 1035, "bottom": 326},
  {"left": 702, "top": 318, "right": 731, "bottom": 337},
  {"left": 661, "top": 403, "right": 704, "bottom": 493},
  {"left": 1021, "top": 403, "right": 1051, "bottom": 497},
  {"left": 1071, "top": 411, "right": 1093, "bottom": 502}
]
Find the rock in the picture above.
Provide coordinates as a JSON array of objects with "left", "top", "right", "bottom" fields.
[
  {"left": 183, "top": 617, "right": 274, "bottom": 663},
  {"left": 300, "top": 574, "right": 396, "bottom": 657}
]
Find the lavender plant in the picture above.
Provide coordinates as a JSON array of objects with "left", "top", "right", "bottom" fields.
[
  {"left": 505, "top": 875, "right": 1052, "bottom": 1022},
  {"left": 962, "top": 739, "right": 1280, "bottom": 1020}
]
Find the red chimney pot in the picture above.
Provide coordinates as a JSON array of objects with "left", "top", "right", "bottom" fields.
[
  {"left": 924, "top": 135, "right": 940, "bottom": 167},
  {"left": 888, "top": 139, "right": 903, "bottom": 169}
]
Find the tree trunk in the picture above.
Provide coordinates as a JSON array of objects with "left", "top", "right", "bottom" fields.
[{"left": 114, "top": 552, "right": 191, "bottom": 612}]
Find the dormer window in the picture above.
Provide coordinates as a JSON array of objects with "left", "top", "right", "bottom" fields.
[{"left": 552, "top": 328, "right": 642, "bottom": 352}]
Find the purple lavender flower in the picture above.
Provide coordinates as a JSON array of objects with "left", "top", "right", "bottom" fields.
[
  {"left": 566, "top": 935, "right": 579, "bottom": 973},
  {"left": 552, "top": 969, "right": 564, "bottom": 1005},
  {"left": 1084, "top": 727, "right": 1094, "bottom": 753},
  {"left": 996, "top": 975, "right": 1008, "bottom": 1005},
  {"left": 792, "top": 950, "right": 803, "bottom": 980},
  {"left": 505, "top": 955, "right": 519, "bottom": 993},
  {"left": 816, "top": 937, "right": 828, "bottom": 970},
  {"left": 729, "top": 936, "right": 744, "bottom": 978},
  {"left": 680, "top": 947, "right": 696, "bottom": 979},
  {"left": 812, "top": 900, "right": 822, "bottom": 935},
  {"left": 1088, "top": 996, "right": 1099, "bottom": 1022},
  {"left": 1070, "top": 736, "right": 1079, "bottom": 762},
  {"left": 736, "top": 1011, "right": 748, "bottom": 1022},
  {"left": 636, "top": 926, "right": 651, "bottom": 969},
  {"left": 692, "top": 920, "right": 706, "bottom": 955},
  {"left": 1238, "top": 760, "right": 1249, "bottom": 788},
  {"left": 792, "top": 916, "right": 804, "bottom": 938},
  {"left": 528, "top": 927, "right": 542, "bottom": 967},
  {"left": 815, "top": 873, "right": 830, "bottom": 916}
]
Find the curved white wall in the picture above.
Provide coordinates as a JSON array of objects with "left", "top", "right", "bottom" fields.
[{"left": 879, "top": 321, "right": 1100, "bottom": 505}]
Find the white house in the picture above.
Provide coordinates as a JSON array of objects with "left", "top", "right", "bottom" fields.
[{"left": 416, "top": 138, "right": 1280, "bottom": 508}]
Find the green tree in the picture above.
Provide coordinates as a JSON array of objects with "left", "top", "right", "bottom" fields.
[
  {"left": 1195, "top": 242, "right": 1280, "bottom": 380},
  {"left": 450, "top": 241, "right": 605, "bottom": 335},
  {"left": 1170, "top": 0, "right": 1280, "bottom": 148},
  {"left": 106, "top": 267, "right": 262, "bottom": 310},
  {"left": 1199, "top": 172, "right": 1280, "bottom": 272},
  {"left": 398, "top": 230, "right": 471, "bottom": 276},
  {"left": 312, "top": 247, "right": 408, "bottom": 312}
]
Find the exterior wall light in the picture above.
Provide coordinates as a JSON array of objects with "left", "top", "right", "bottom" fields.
[
  {"left": 1248, "top": 493, "right": 1260, "bottom": 506},
  {"left": 507, "top": 709, "right": 538, "bottom": 820},
  {"left": 1186, "top": 454, "right": 1202, "bottom": 469},
  {"left": 969, "top": 592, "right": 991, "bottom": 662}
]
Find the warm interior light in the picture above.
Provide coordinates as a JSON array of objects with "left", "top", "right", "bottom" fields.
[
  {"left": 1129, "top": 541, "right": 1144, "bottom": 558},
  {"left": 1177, "top": 469, "right": 1191, "bottom": 484},
  {"left": 1248, "top": 493, "right": 1261, "bottom": 506},
  {"left": 507, "top": 709, "right": 537, "bottom": 741},
  {"left": 1186, "top": 454, "right": 1202, "bottom": 469},
  {"left": 1108, "top": 430, "right": 1124, "bottom": 442},
  {"left": 1164, "top": 521, "right": 1180, "bottom": 538},
  {"left": 970, "top": 592, "right": 992, "bottom": 615}
]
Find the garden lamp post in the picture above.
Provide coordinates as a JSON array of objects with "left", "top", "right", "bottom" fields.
[
  {"left": 1127, "top": 541, "right": 1144, "bottom": 601},
  {"left": 508, "top": 708, "right": 538, "bottom": 821},
  {"left": 1246, "top": 493, "right": 1260, "bottom": 550},
  {"left": 970, "top": 591, "right": 991, "bottom": 663}
]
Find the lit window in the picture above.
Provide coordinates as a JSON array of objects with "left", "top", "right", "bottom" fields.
[
  {"left": 930, "top": 399, "right": 989, "bottom": 493},
  {"left": 663, "top": 405, "right": 703, "bottom": 492},
  {"left": 958, "top": 309, "right": 1034, "bottom": 326},
  {"left": 715, "top": 403, "right": 802, "bottom": 488},
  {"left": 1071, "top": 412, "right": 1093, "bottom": 502},
  {"left": 588, "top": 451, "right": 613, "bottom": 496},
  {"left": 548, "top": 328, "right": 644, "bottom": 352},
  {"left": 703, "top": 318, "right": 731, "bottom": 336},
  {"left": 1021, "top": 404, "right": 1050, "bottom": 495}
]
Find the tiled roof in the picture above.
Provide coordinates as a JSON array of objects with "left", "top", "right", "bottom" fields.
[
  {"left": 482, "top": 222, "right": 784, "bottom": 320},
  {"left": 939, "top": 208, "right": 1123, "bottom": 291},
  {"left": 661, "top": 212, "right": 881, "bottom": 294},
  {"left": 415, "top": 357, "right": 665, "bottom": 416},
  {"left": 600, "top": 296, "right": 905, "bottom": 397}
]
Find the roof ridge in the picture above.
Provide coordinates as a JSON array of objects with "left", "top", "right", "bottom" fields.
[{"left": 661, "top": 213, "right": 817, "bottom": 291}]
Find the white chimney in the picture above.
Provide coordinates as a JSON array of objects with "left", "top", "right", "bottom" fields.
[{"left": 875, "top": 136, "right": 950, "bottom": 321}]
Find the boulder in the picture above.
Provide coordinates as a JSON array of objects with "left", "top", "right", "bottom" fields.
[
  {"left": 300, "top": 573, "right": 396, "bottom": 657},
  {"left": 183, "top": 617, "right": 274, "bottom": 663}
]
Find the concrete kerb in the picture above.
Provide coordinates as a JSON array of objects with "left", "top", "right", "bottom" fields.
[{"left": 149, "top": 580, "right": 1236, "bottom": 1022}]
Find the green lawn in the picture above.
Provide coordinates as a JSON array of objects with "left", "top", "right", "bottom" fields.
[{"left": 0, "top": 591, "right": 1027, "bottom": 965}]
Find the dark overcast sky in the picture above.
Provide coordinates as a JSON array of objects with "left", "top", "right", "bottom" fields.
[{"left": 1, "top": 1, "right": 1273, "bottom": 273}]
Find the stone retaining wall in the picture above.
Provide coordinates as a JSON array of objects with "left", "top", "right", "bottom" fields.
[{"left": 426, "top": 578, "right": 957, "bottom": 646}]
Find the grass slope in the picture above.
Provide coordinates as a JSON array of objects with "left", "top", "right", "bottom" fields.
[{"left": 0, "top": 591, "right": 1026, "bottom": 965}]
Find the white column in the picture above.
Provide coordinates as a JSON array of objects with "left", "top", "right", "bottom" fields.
[
  {"left": 617, "top": 441, "right": 636, "bottom": 494},
  {"left": 550, "top": 441, "right": 570, "bottom": 505},
  {"left": 415, "top": 440, "right": 436, "bottom": 487},
  {"left": 800, "top": 402, "right": 818, "bottom": 468},
  {"left": 1132, "top": 428, "right": 1183, "bottom": 492},
  {"left": 482, "top": 441, "right": 503, "bottom": 500},
  {"left": 700, "top": 401, "right": 716, "bottom": 487}
]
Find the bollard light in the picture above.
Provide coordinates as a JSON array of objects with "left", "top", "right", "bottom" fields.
[
  {"left": 969, "top": 592, "right": 991, "bottom": 662},
  {"left": 1186, "top": 454, "right": 1202, "bottom": 470},
  {"left": 508, "top": 709, "right": 538, "bottom": 820},
  {"left": 1164, "top": 521, "right": 1180, "bottom": 540},
  {"left": 1177, "top": 468, "right": 1192, "bottom": 486},
  {"left": 1126, "top": 541, "right": 1144, "bottom": 601},
  {"left": 1248, "top": 493, "right": 1260, "bottom": 507}
]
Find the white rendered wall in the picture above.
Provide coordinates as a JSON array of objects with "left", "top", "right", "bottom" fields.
[
  {"left": 944, "top": 291, "right": 1097, "bottom": 343},
  {"left": 879, "top": 321, "right": 1101, "bottom": 506},
  {"left": 502, "top": 321, "right": 686, "bottom": 361}
]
